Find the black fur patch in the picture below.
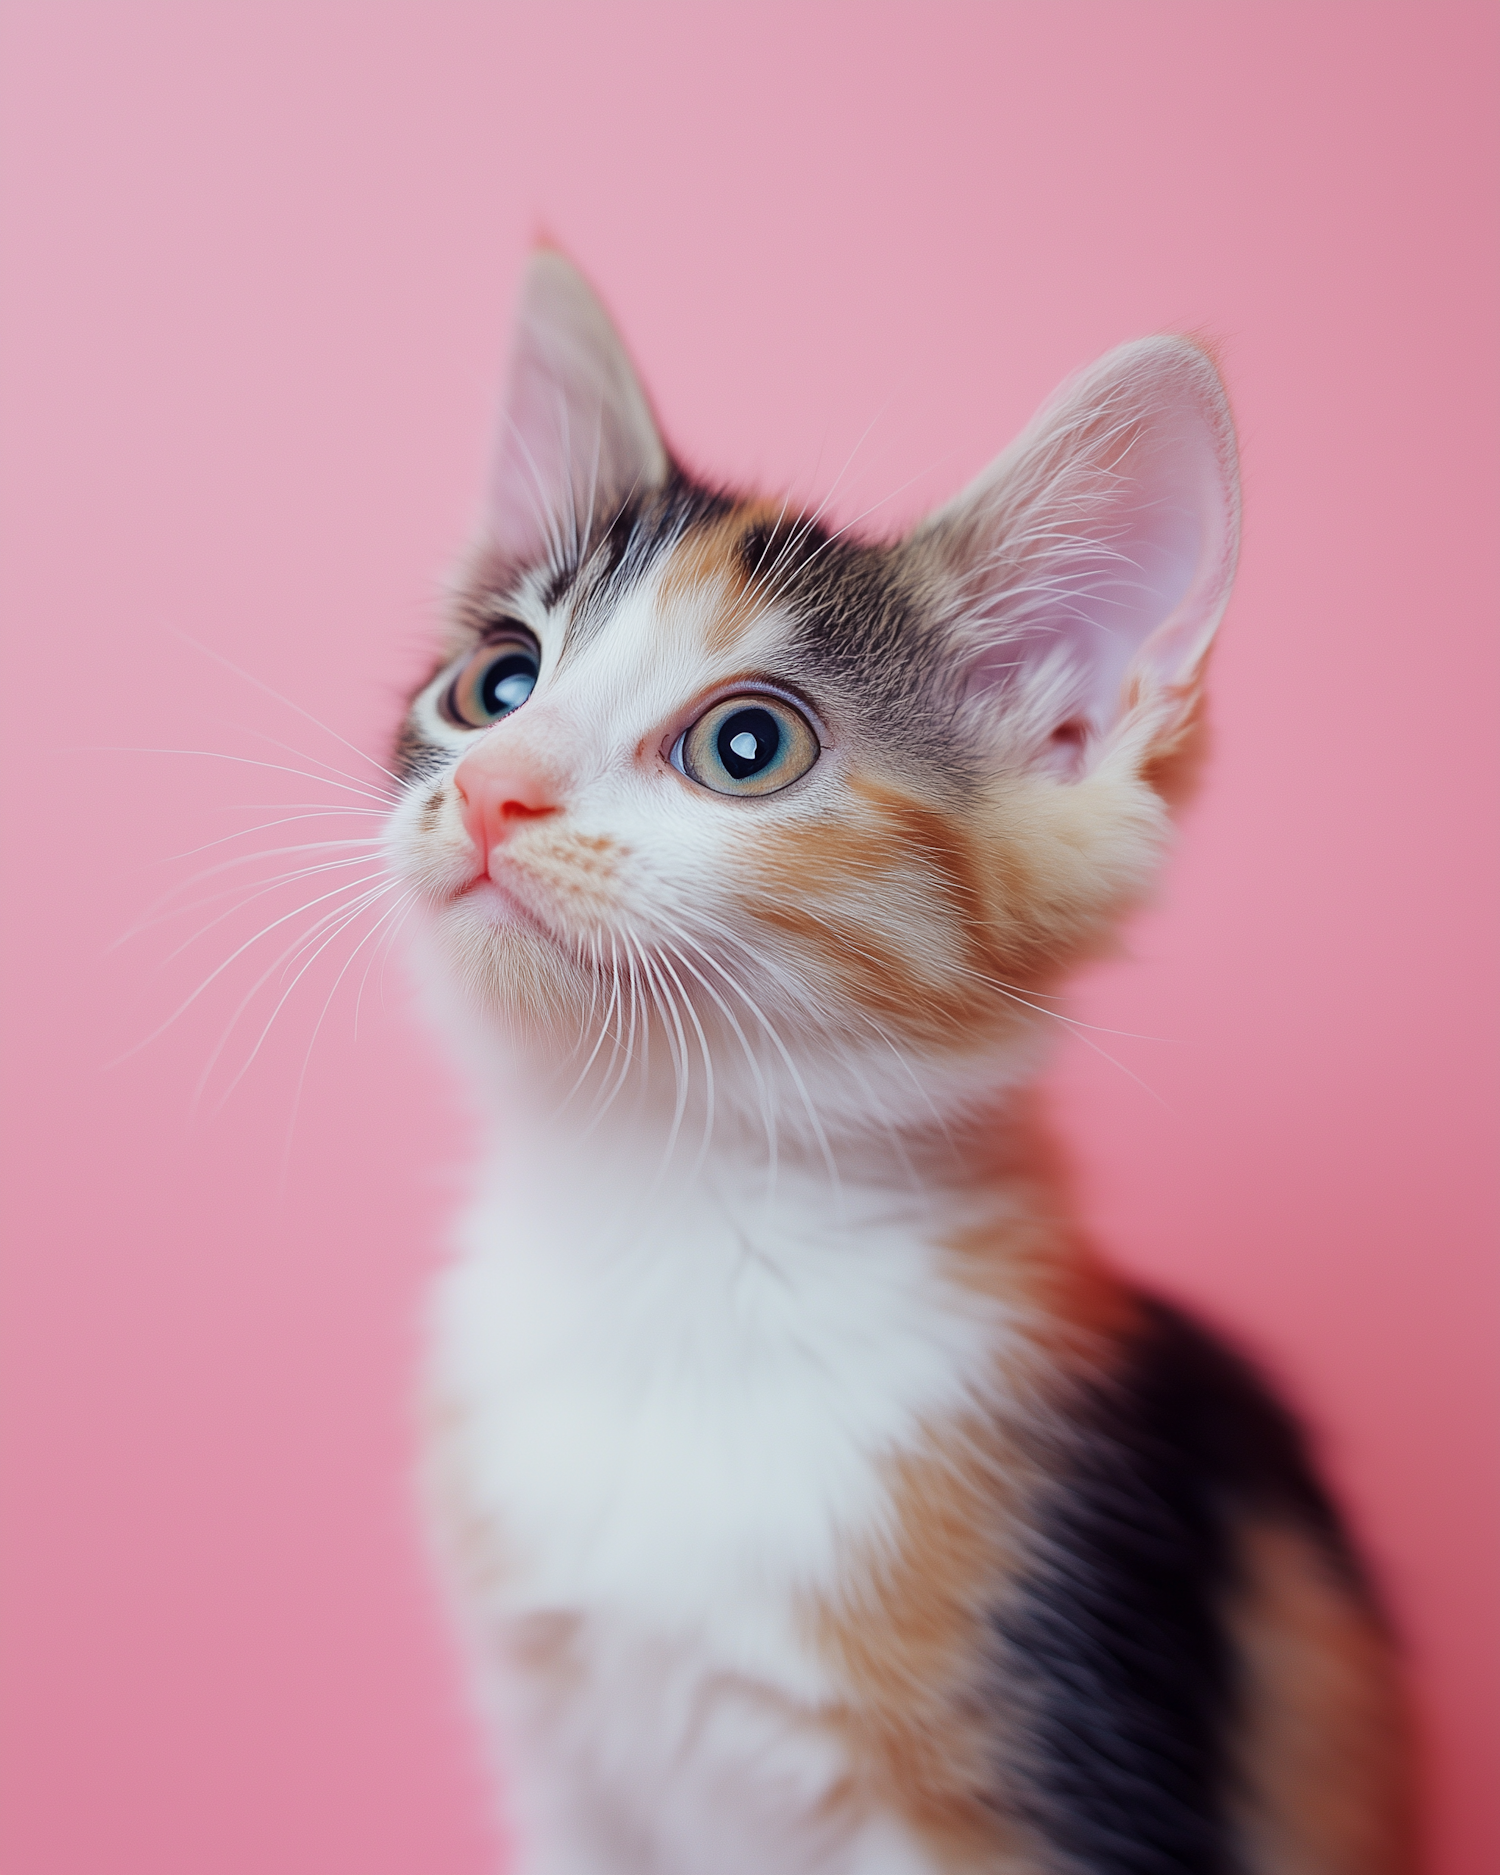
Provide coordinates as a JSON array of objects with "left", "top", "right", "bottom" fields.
[
  {"left": 752, "top": 519, "right": 974, "bottom": 779},
  {"left": 996, "top": 1296, "right": 1371, "bottom": 1874},
  {"left": 555, "top": 466, "right": 736, "bottom": 661}
]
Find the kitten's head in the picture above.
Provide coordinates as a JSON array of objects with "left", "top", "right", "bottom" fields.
[{"left": 387, "top": 253, "right": 1238, "bottom": 1142}]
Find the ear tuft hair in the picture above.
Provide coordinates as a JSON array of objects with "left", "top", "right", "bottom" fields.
[
  {"left": 485, "top": 251, "right": 669, "bottom": 574},
  {"left": 913, "top": 338, "right": 1240, "bottom": 778}
]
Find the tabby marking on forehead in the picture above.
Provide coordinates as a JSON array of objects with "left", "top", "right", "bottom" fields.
[
  {"left": 651, "top": 501, "right": 787, "bottom": 658},
  {"left": 544, "top": 475, "right": 738, "bottom": 665}
]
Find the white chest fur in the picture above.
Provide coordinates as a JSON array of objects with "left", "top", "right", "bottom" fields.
[{"left": 425, "top": 1112, "right": 1006, "bottom": 1874}]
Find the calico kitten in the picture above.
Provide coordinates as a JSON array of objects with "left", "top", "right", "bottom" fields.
[{"left": 386, "top": 253, "right": 1414, "bottom": 1874}]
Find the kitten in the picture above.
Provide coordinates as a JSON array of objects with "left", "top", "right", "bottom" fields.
[{"left": 385, "top": 253, "right": 1414, "bottom": 1874}]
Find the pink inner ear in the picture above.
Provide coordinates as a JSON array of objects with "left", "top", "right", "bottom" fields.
[
  {"left": 1035, "top": 403, "right": 1224, "bottom": 726},
  {"left": 942, "top": 337, "right": 1239, "bottom": 745},
  {"left": 488, "top": 323, "right": 603, "bottom": 572},
  {"left": 485, "top": 253, "right": 667, "bottom": 573}
]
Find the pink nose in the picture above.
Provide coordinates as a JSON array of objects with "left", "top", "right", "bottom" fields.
[{"left": 453, "top": 740, "right": 559, "bottom": 869}]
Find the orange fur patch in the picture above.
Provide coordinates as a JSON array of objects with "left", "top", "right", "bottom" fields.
[
  {"left": 656, "top": 502, "right": 788, "bottom": 656},
  {"left": 746, "top": 759, "right": 1164, "bottom": 1061},
  {"left": 1230, "top": 1522, "right": 1419, "bottom": 1874},
  {"left": 809, "top": 1122, "right": 1134, "bottom": 1868},
  {"left": 1136, "top": 675, "right": 1213, "bottom": 808}
]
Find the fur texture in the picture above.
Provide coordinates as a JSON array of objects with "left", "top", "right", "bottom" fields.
[{"left": 386, "top": 253, "right": 1414, "bottom": 1873}]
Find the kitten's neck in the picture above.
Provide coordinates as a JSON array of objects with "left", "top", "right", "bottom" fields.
[{"left": 467, "top": 1042, "right": 1065, "bottom": 1268}]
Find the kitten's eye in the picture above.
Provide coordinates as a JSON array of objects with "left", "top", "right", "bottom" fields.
[
  {"left": 675, "top": 695, "right": 819, "bottom": 797},
  {"left": 444, "top": 631, "right": 541, "bottom": 728}
]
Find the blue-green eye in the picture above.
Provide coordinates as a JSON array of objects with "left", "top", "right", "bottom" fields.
[
  {"left": 676, "top": 694, "right": 820, "bottom": 797},
  {"left": 444, "top": 631, "right": 540, "bottom": 727}
]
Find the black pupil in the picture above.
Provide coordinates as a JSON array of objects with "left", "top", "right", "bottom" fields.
[
  {"left": 717, "top": 707, "right": 781, "bottom": 781},
  {"left": 481, "top": 650, "right": 537, "bottom": 716}
]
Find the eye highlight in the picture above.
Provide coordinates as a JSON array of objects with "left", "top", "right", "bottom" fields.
[
  {"left": 443, "top": 630, "right": 540, "bottom": 728},
  {"left": 675, "top": 694, "right": 820, "bottom": 798}
]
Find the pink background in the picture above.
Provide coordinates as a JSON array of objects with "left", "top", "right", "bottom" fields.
[{"left": 2, "top": 4, "right": 1495, "bottom": 1870}]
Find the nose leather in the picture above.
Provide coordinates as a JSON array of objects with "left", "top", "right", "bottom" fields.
[{"left": 453, "top": 738, "right": 560, "bottom": 870}]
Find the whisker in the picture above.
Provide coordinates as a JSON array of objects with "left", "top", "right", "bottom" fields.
[
  {"left": 353, "top": 888, "right": 421, "bottom": 1039},
  {"left": 164, "top": 811, "right": 388, "bottom": 866},
  {"left": 655, "top": 928, "right": 780, "bottom": 1189},
  {"left": 651, "top": 943, "right": 717, "bottom": 1180},
  {"left": 175, "top": 632, "right": 407, "bottom": 788},
  {"left": 97, "top": 746, "right": 397, "bottom": 808},
  {"left": 754, "top": 900, "right": 1169, "bottom": 1104},
  {"left": 750, "top": 406, "right": 885, "bottom": 597},
  {"left": 282, "top": 886, "right": 418, "bottom": 1173},
  {"left": 126, "top": 836, "right": 385, "bottom": 928},
  {"left": 236, "top": 725, "right": 400, "bottom": 805},
  {"left": 196, "top": 875, "right": 399, "bottom": 1086},
  {"left": 674, "top": 903, "right": 963, "bottom": 1164},
  {"left": 109, "top": 868, "right": 391, "bottom": 1068},
  {"left": 733, "top": 881, "right": 1174, "bottom": 1047},
  {"left": 651, "top": 911, "right": 841, "bottom": 1204},
  {"left": 581, "top": 932, "right": 631, "bottom": 1131},
  {"left": 137, "top": 854, "right": 390, "bottom": 965},
  {"left": 628, "top": 934, "right": 650, "bottom": 1107},
  {"left": 207, "top": 877, "right": 404, "bottom": 1111},
  {"left": 641, "top": 941, "right": 697, "bottom": 1186},
  {"left": 558, "top": 931, "right": 624, "bottom": 1111}
]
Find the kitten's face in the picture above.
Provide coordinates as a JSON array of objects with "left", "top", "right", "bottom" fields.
[
  {"left": 388, "top": 495, "right": 1157, "bottom": 1133},
  {"left": 385, "top": 256, "right": 1238, "bottom": 1137}
]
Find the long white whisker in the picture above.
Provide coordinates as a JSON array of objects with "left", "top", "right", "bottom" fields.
[
  {"left": 765, "top": 461, "right": 936, "bottom": 608},
  {"left": 554, "top": 386, "right": 580, "bottom": 569},
  {"left": 175, "top": 633, "right": 406, "bottom": 787},
  {"left": 583, "top": 933, "right": 630, "bottom": 1130},
  {"left": 236, "top": 725, "right": 400, "bottom": 804},
  {"left": 208, "top": 877, "right": 404, "bottom": 1111},
  {"left": 281, "top": 886, "right": 418, "bottom": 1174},
  {"left": 114, "top": 844, "right": 385, "bottom": 954},
  {"left": 754, "top": 407, "right": 883, "bottom": 597},
  {"left": 558, "top": 932, "right": 622, "bottom": 1111},
  {"left": 109, "top": 868, "right": 391, "bottom": 1067},
  {"left": 638, "top": 942, "right": 690, "bottom": 1183},
  {"left": 734, "top": 881, "right": 1173, "bottom": 1047},
  {"left": 655, "top": 926, "right": 780, "bottom": 1190},
  {"left": 96, "top": 746, "right": 397, "bottom": 808},
  {"left": 140, "top": 854, "right": 390, "bottom": 965},
  {"left": 557, "top": 929, "right": 602, "bottom": 1071},
  {"left": 505, "top": 412, "right": 571, "bottom": 579},
  {"left": 354, "top": 887, "right": 421, "bottom": 1040},
  {"left": 164, "top": 810, "right": 389, "bottom": 866},
  {"left": 651, "top": 943, "right": 716, "bottom": 1180},
  {"left": 627, "top": 937, "right": 649, "bottom": 1113},
  {"left": 586, "top": 932, "right": 643, "bottom": 1136},
  {"left": 185, "top": 879, "right": 394, "bottom": 1103},
  {"left": 139, "top": 836, "right": 385, "bottom": 910},
  {"left": 652, "top": 914, "right": 840, "bottom": 1205}
]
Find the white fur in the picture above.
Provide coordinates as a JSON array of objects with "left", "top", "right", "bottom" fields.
[{"left": 424, "top": 1073, "right": 1019, "bottom": 1875}]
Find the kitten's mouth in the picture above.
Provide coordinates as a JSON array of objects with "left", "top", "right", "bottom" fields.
[{"left": 451, "top": 871, "right": 558, "bottom": 943}]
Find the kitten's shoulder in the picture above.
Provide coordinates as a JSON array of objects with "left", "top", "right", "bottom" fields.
[{"left": 996, "top": 1293, "right": 1415, "bottom": 1873}]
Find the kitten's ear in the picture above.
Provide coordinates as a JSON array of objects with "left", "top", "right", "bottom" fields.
[
  {"left": 914, "top": 337, "right": 1239, "bottom": 777},
  {"left": 485, "top": 250, "right": 669, "bottom": 570}
]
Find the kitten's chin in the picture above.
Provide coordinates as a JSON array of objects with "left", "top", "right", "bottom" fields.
[{"left": 431, "top": 887, "right": 585, "bottom": 1038}]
